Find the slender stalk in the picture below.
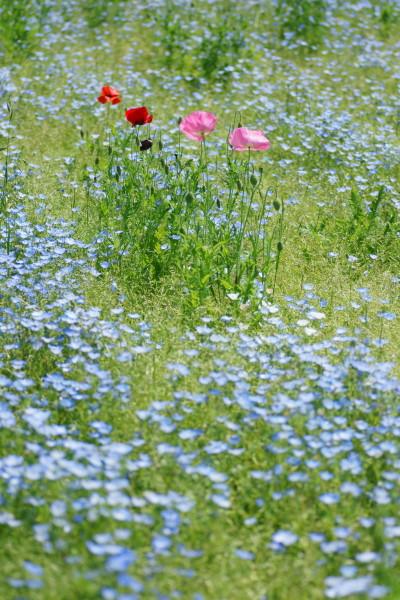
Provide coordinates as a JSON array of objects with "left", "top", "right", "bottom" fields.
[{"left": 272, "top": 197, "right": 285, "bottom": 296}]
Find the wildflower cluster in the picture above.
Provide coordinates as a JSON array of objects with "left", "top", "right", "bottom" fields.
[{"left": 97, "top": 86, "right": 271, "bottom": 152}]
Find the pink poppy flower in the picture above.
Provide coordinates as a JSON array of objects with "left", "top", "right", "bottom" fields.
[
  {"left": 229, "top": 127, "right": 271, "bottom": 152},
  {"left": 180, "top": 111, "right": 217, "bottom": 141}
]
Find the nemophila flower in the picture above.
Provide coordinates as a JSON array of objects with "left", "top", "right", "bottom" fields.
[
  {"left": 324, "top": 575, "right": 381, "bottom": 599},
  {"left": 105, "top": 548, "right": 136, "bottom": 572},
  {"left": 210, "top": 494, "right": 231, "bottom": 509},
  {"left": 152, "top": 534, "right": 172, "bottom": 555},
  {"left": 125, "top": 106, "right": 153, "bottom": 126},
  {"left": 97, "top": 86, "right": 121, "bottom": 105},
  {"left": 235, "top": 548, "right": 255, "bottom": 561},
  {"left": 179, "top": 111, "right": 217, "bottom": 141},
  {"left": 229, "top": 127, "right": 271, "bottom": 151},
  {"left": 271, "top": 530, "right": 298, "bottom": 547}
]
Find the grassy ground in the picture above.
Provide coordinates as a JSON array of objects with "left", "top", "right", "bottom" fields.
[{"left": 0, "top": 1, "right": 400, "bottom": 599}]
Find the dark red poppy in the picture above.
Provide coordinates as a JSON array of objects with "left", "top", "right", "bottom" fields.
[
  {"left": 140, "top": 139, "right": 153, "bottom": 151},
  {"left": 125, "top": 106, "right": 153, "bottom": 126},
  {"left": 97, "top": 85, "right": 121, "bottom": 105}
]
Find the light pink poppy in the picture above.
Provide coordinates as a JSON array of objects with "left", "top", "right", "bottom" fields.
[
  {"left": 180, "top": 111, "right": 217, "bottom": 141},
  {"left": 229, "top": 127, "right": 271, "bottom": 152}
]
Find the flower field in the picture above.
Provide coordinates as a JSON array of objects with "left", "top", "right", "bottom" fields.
[{"left": 0, "top": 1, "right": 400, "bottom": 598}]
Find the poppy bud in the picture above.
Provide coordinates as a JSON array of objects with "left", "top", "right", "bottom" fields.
[
  {"left": 277, "top": 241, "right": 283, "bottom": 252},
  {"left": 273, "top": 200, "right": 280, "bottom": 211},
  {"left": 250, "top": 174, "right": 258, "bottom": 187},
  {"left": 140, "top": 139, "right": 153, "bottom": 151},
  {"left": 160, "top": 158, "right": 169, "bottom": 174}
]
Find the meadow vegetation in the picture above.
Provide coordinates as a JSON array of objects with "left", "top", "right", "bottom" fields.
[{"left": 0, "top": 0, "right": 400, "bottom": 598}]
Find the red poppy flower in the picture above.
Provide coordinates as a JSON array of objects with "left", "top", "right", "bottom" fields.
[
  {"left": 97, "top": 85, "right": 121, "bottom": 105},
  {"left": 125, "top": 106, "right": 153, "bottom": 126}
]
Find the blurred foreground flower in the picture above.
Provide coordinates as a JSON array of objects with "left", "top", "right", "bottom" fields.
[
  {"left": 180, "top": 111, "right": 217, "bottom": 141},
  {"left": 97, "top": 85, "right": 121, "bottom": 105},
  {"left": 229, "top": 127, "right": 270, "bottom": 151},
  {"left": 125, "top": 106, "right": 153, "bottom": 126}
]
